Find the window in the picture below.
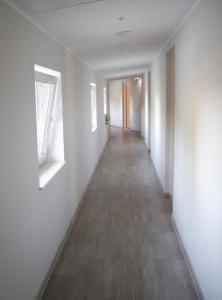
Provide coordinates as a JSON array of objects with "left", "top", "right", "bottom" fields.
[
  {"left": 35, "top": 73, "right": 56, "bottom": 165},
  {"left": 103, "top": 87, "right": 107, "bottom": 114},
  {"left": 90, "top": 83, "right": 97, "bottom": 132},
  {"left": 34, "top": 65, "right": 65, "bottom": 189}
]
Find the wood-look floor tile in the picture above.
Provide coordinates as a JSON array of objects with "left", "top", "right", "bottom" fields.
[{"left": 42, "top": 128, "right": 198, "bottom": 300}]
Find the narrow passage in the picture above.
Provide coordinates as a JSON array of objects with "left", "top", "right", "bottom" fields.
[{"left": 43, "top": 128, "right": 198, "bottom": 300}]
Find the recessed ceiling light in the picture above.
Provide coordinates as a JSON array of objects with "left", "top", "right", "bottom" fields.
[{"left": 115, "top": 30, "right": 132, "bottom": 37}]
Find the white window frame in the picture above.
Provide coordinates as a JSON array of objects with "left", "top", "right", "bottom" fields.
[
  {"left": 90, "top": 83, "right": 97, "bottom": 133},
  {"left": 34, "top": 65, "right": 65, "bottom": 189}
]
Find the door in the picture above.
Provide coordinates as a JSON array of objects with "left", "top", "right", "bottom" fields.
[
  {"left": 165, "top": 47, "right": 175, "bottom": 199},
  {"left": 123, "top": 81, "right": 131, "bottom": 129}
]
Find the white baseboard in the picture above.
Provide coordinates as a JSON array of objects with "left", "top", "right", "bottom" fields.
[
  {"left": 171, "top": 216, "right": 204, "bottom": 300},
  {"left": 149, "top": 155, "right": 165, "bottom": 196}
]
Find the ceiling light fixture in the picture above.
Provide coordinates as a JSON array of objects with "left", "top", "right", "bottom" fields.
[
  {"left": 117, "top": 16, "right": 125, "bottom": 21},
  {"left": 115, "top": 30, "right": 132, "bottom": 37},
  {"left": 134, "top": 77, "right": 141, "bottom": 83}
]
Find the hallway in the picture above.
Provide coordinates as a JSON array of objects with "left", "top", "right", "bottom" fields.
[{"left": 43, "top": 128, "right": 198, "bottom": 300}]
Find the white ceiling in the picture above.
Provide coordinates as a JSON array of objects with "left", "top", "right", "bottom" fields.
[{"left": 8, "top": 0, "right": 197, "bottom": 74}]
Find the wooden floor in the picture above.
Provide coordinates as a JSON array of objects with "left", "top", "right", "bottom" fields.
[{"left": 43, "top": 128, "right": 198, "bottom": 300}]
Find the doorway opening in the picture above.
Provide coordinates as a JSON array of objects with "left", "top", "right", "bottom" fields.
[{"left": 109, "top": 76, "right": 143, "bottom": 133}]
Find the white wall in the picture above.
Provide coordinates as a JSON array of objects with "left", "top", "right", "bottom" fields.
[
  {"left": 128, "top": 78, "right": 142, "bottom": 132},
  {"left": 150, "top": 1, "right": 222, "bottom": 299},
  {"left": 150, "top": 55, "right": 166, "bottom": 188},
  {"left": 0, "top": 2, "right": 108, "bottom": 300},
  {"left": 109, "top": 80, "right": 123, "bottom": 128},
  {"left": 141, "top": 72, "right": 149, "bottom": 140},
  {"left": 140, "top": 71, "right": 150, "bottom": 144}
]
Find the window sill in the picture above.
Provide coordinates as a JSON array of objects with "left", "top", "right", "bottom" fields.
[
  {"left": 39, "top": 161, "right": 66, "bottom": 190},
  {"left": 92, "top": 127, "right": 98, "bottom": 133}
]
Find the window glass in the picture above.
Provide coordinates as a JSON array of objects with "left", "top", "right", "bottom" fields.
[{"left": 35, "top": 81, "right": 56, "bottom": 165}]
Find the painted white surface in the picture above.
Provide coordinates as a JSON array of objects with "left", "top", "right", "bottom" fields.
[
  {"left": 39, "top": 162, "right": 66, "bottom": 189},
  {"left": 140, "top": 75, "right": 146, "bottom": 139},
  {"left": 150, "top": 1, "right": 222, "bottom": 299},
  {"left": 0, "top": 2, "right": 108, "bottom": 299},
  {"left": 109, "top": 80, "right": 123, "bottom": 128},
  {"left": 103, "top": 66, "right": 149, "bottom": 80},
  {"left": 150, "top": 54, "right": 166, "bottom": 188},
  {"left": 7, "top": 0, "right": 197, "bottom": 72},
  {"left": 128, "top": 79, "right": 142, "bottom": 132},
  {"left": 136, "top": 70, "right": 149, "bottom": 143}
]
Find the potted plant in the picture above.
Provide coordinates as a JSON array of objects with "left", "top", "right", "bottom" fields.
[{"left": 104, "top": 113, "right": 109, "bottom": 125}]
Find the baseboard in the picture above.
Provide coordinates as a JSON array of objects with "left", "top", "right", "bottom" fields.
[
  {"left": 110, "top": 125, "right": 123, "bottom": 129},
  {"left": 36, "top": 138, "right": 109, "bottom": 300},
  {"left": 171, "top": 216, "right": 204, "bottom": 300},
  {"left": 148, "top": 155, "right": 173, "bottom": 212},
  {"left": 164, "top": 192, "right": 172, "bottom": 199},
  {"left": 36, "top": 195, "right": 85, "bottom": 300},
  {"left": 149, "top": 155, "right": 164, "bottom": 196},
  {"left": 149, "top": 155, "right": 203, "bottom": 298}
]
